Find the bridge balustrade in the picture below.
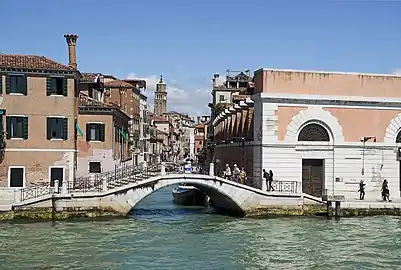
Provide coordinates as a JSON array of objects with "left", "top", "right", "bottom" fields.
[{"left": 17, "top": 162, "right": 301, "bottom": 203}]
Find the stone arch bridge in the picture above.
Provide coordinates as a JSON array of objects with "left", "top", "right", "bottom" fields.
[{"left": 11, "top": 164, "right": 306, "bottom": 217}]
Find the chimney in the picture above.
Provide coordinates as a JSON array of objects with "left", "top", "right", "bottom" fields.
[
  {"left": 212, "top": 73, "right": 219, "bottom": 87},
  {"left": 197, "top": 116, "right": 201, "bottom": 124},
  {"left": 64, "top": 34, "right": 79, "bottom": 69}
]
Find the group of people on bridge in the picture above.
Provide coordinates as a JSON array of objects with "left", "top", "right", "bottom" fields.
[{"left": 222, "top": 164, "right": 249, "bottom": 185}]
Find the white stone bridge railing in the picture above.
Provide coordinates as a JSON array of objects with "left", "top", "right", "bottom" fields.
[{"left": 12, "top": 162, "right": 301, "bottom": 205}]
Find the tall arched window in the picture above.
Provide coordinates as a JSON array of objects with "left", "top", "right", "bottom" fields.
[{"left": 298, "top": 123, "right": 330, "bottom": 142}]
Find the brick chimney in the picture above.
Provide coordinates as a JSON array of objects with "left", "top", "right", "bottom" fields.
[
  {"left": 197, "top": 116, "right": 201, "bottom": 124},
  {"left": 64, "top": 34, "right": 79, "bottom": 69}
]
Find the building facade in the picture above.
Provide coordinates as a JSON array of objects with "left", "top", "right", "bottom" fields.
[
  {"left": 213, "top": 68, "right": 401, "bottom": 200},
  {"left": 154, "top": 75, "right": 167, "bottom": 116},
  {"left": 0, "top": 51, "right": 79, "bottom": 188},
  {"left": 76, "top": 92, "right": 130, "bottom": 176}
]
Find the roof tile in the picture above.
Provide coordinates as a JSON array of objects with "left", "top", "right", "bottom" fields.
[
  {"left": 104, "top": 80, "right": 134, "bottom": 88},
  {"left": 0, "top": 54, "right": 72, "bottom": 71}
]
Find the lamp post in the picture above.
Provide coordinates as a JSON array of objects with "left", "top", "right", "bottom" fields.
[{"left": 361, "top": 136, "right": 376, "bottom": 176}]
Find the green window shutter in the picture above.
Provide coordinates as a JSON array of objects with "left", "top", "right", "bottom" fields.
[
  {"left": 22, "top": 117, "right": 28, "bottom": 140},
  {"left": 5, "top": 75, "right": 11, "bottom": 94},
  {"left": 86, "top": 124, "right": 91, "bottom": 142},
  {"left": 63, "top": 118, "right": 68, "bottom": 140},
  {"left": 46, "top": 118, "right": 52, "bottom": 140},
  {"left": 21, "top": 76, "right": 28, "bottom": 95},
  {"left": 46, "top": 77, "right": 52, "bottom": 96},
  {"left": 5, "top": 117, "right": 11, "bottom": 139},
  {"left": 99, "top": 124, "right": 105, "bottom": 142},
  {"left": 63, "top": 78, "right": 68, "bottom": 96}
]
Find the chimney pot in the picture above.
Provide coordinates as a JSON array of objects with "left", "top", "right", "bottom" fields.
[{"left": 64, "top": 34, "right": 79, "bottom": 69}]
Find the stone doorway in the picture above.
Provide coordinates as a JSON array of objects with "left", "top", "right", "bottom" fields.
[{"left": 302, "top": 159, "right": 324, "bottom": 197}]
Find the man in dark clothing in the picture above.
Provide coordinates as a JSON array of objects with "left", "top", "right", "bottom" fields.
[
  {"left": 268, "top": 170, "right": 275, "bottom": 191},
  {"left": 358, "top": 180, "right": 366, "bottom": 200},
  {"left": 263, "top": 169, "right": 269, "bottom": 191}
]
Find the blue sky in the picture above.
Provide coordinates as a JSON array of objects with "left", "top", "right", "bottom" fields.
[{"left": 1, "top": 0, "right": 400, "bottom": 115}]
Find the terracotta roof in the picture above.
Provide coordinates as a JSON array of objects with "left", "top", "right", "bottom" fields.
[
  {"left": 0, "top": 54, "right": 72, "bottom": 71},
  {"left": 104, "top": 80, "right": 133, "bottom": 88},
  {"left": 81, "top": 72, "right": 102, "bottom": 83}
]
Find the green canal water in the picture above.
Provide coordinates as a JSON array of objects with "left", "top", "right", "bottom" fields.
[{"left": 1, "top": 188, "right": 401, "bottom": 270}]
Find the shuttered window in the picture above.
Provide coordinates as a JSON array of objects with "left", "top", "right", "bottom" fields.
[
  {"left": 47, "top": 117, "right": 68, "bottom": 140},
  {"left": 6, "top": 75, "right": 27, "bottom": 95},
  {"left": 6, "top": 116, "right": 28, "bottom": 140},
  {"left": 86, "top": 123, "right": 105, "bottom": 142},
  {"left": 46, "top": 77, "right": 68, "bottom": 96}
]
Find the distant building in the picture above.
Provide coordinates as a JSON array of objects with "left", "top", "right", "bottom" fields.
[{"left": 154, "top": 75, "right": 167, "bottom": 116}]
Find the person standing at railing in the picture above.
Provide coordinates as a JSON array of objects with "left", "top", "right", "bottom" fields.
[
  {"left": 268, "top": 170, "right": 275, "bottom": 191},
  {"left": 232, "top": 164, "right": 240, "bottom": 182},
  {"left": 223, "top": 164, "right": 232, "bottom": 180},
  {"left": 239, "top": 167, "right": 247, "bottom": 185},
  {"left": 263, "top": 169, "right": 269, "bottom": 191}
]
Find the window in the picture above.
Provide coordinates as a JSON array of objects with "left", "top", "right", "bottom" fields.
[
  {"left": 47, "top": 117, "right": 68, "bottom": 140},
  {"left": 6, "top": 75, "right": 27, "bottom": 96},
  {"left": 46, "top": 77, "right": 67, "bottom": 96},
  {"left": 9, "top": 167, "right": 24, "bottom": 188},
  {"left": 89, "top": 161, "right": 101, "bottom": 173},
  {"left": 6, "top": 75, "right": 27, "bottom": 95},
  {"left": 50, "top": 167, "right": 64, "bottom": 187},
  {"left": 86, "top": 123, "right": 105, "bottom": 142},
  {"left": 219, "top": 95, "right": 225, "bottom": 102},
  {"left": 298, "top": 123, "right": 330, "bottom": 142},
  {"left": 6, "top": 116, "right": 28, "bottom": 139}
]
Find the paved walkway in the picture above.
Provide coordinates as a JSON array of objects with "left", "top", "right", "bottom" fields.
[{"left": 342, "top": 198, "right": 401, "bottom": 209}]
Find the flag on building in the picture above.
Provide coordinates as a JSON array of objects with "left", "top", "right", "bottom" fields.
[
  {"left": 76, "top": 123, "right": 83, "bottom": 137},
  {"left": 119, "top": 129, "right": 128, "bottom": 141}
]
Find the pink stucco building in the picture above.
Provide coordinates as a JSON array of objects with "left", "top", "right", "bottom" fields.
[{"left": 214, "top": 68, "right": 401, "bottom": 201}]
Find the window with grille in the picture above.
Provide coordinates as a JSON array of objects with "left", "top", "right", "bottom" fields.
[{"left": 298, "top": 123, "right": 330, "bottom": 142}]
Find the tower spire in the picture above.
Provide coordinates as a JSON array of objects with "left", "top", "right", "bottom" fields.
[{"left": 158, "top": 74, "right": 164, "bottom": 84}]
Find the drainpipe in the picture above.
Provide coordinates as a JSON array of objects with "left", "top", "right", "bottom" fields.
[{"left": 332, "top": 138, "right": 335, "bottom": 196}]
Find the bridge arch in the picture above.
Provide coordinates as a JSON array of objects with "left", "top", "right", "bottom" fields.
[{"left": 99, "top": 174, "right": 264, "bottom": 217}]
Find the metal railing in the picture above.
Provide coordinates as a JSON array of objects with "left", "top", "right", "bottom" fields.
[
  {"left": 271, "top": 181, "right": 300, "bottom": 193},
  {"left": 20, "top": 185, "right": 53, "bottom": 202}
]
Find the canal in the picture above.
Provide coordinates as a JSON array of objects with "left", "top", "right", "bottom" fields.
[{"left": 0, "top": 187, "right": 400, "bottom": 269}]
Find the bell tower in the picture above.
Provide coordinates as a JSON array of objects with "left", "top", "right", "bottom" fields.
[{"left": 154, "top": 74, "right": 167, "bottom": 116}]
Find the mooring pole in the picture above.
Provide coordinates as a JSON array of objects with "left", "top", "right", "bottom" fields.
[
  {"left": 335, "top": 201, "right": 341, "bottom": 219},
  {"left": 327, "top": 201, "right": 333, "bottom": 218}
]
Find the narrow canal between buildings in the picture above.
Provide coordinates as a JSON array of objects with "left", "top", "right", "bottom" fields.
[{"left": 0, "top": 187, "right": 400, "bottom": 269}]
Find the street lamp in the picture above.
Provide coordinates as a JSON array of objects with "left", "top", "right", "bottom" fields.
[{"left": 360, "top": 136, "right": 376, "bottom": 176}]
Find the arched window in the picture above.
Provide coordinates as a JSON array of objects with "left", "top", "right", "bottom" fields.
[
  {"left": 396, "top": 131, "right": 401, "bottom": 143},
  {"left": 298, "top": 123, "right": 330, "bottom": 142}
]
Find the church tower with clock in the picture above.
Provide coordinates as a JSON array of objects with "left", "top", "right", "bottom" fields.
[{"left": 154, "top": 75, "right": 167, "bottom": 116}]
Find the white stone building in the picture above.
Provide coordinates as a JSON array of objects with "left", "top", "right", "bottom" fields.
[{"left": 214, "top": 68, "right": 401, "bottom": 201}]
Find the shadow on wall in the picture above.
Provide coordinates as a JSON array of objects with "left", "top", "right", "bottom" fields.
[{"left": 215, "top": 145, "right": 254, "bottom": 178}]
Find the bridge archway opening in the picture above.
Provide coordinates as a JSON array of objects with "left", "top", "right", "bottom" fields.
[{"left": 128, "top": 178, "right": 246, "bottom": 217}]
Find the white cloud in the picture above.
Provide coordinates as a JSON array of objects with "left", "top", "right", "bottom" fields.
[
  {"left": 126, "top": 73, "right": 211, "bottom": 116},
  {"left": 393, "top": 69, "right": 401, "bottom": 75}
]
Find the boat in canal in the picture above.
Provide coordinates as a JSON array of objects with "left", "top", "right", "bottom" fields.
[{"left": 172, "top": 185, "right": 208, "bottom": 206}]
